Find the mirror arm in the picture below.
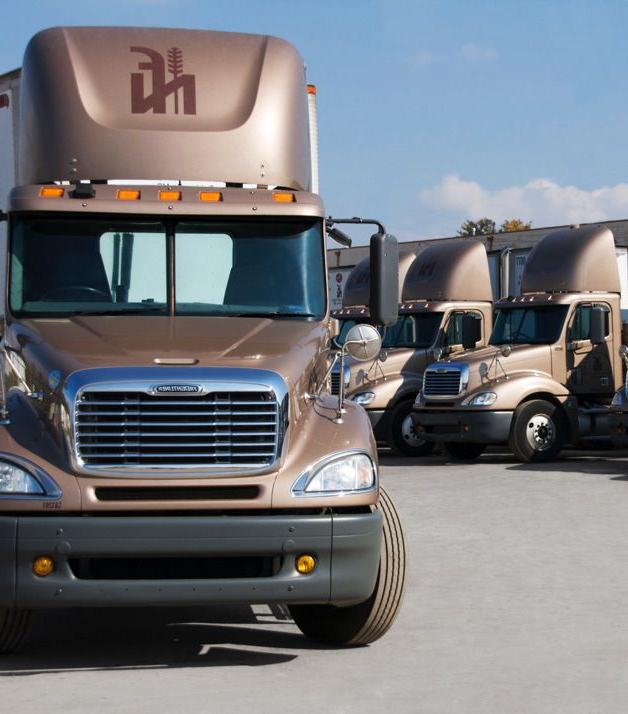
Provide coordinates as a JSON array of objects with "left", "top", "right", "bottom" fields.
[
  {"left": 327, "top": 216, "right": 386, "bottom": 234},
  {"left": 314, "top": 352, "right": 340, "bottom": 400}
]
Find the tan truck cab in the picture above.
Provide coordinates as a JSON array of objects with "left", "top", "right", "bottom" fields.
[
  {"left": 0, "top": 26, "right": 406, "bottom": 652},
  {"left": 333, "top": 240, "right": 493, "bottom": 456},
  {"left": 413, "top": 225, "right": 624, "bottom": 462}
]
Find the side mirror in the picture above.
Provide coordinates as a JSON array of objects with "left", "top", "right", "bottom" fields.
[
  {"left": 344, "top": 324, "right": 382, "bottom": 362},
  {"left": 589, "top": 307, "right": 606, "bottom": 345},
  {"left": 369, "top": 232, "right": 399, "bottom": 327},
  {"left": 462, "top": 314, "right": 480, "bottom": 350}
]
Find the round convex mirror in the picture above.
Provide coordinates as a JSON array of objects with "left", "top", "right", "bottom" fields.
[{"left": 344, "top": 324, "right": 382, "bottom": 362}]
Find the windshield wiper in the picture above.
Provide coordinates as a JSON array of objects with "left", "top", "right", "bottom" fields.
[
  {"left": 215, "top": 311, "right": 318, "bottom": 319},
  {"left": 71, "top": 307, "right": 167, "bottom": 316}
]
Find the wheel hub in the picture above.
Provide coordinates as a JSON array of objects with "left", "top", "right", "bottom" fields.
[
  {"left": 401, "top": 414, "right": 426, "bottom": 447},
  {"left": 526, "top": 414, "right": 555, "bottom": 451}
]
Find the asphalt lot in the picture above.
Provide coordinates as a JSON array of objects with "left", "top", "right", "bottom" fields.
[{"left": 3, "top": 449, "right": 628, "bottom": 713}]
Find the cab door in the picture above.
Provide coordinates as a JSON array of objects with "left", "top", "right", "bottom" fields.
[{"left": 566, "top": 302, "right": 614, "bottom": 399}]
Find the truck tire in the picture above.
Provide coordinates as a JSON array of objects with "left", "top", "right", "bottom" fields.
[
  {"left": 389, "top": 400, "right": 434, "bottom": 457},
  {"left": 443, "top": 442, "right": 485, "bottom": 461},
  {"left": 0, "top": 609, "right": 31, "bottom": 654},
  {"left": 289, "top": 486, "right": 406, "bottom": 647},
  {"left": 509, "top": 399, "right": 565, "bottom": 463}
]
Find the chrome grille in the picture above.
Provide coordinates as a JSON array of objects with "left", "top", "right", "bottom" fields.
[
  {"left": 423, "top": 369, "right": 463, "bottom": 397},
  {"left": 330, "top": 370, "right": 341, "bottom": 396},
  {"left": 75, "top": 390, "right": 279, "bottom": 468}
]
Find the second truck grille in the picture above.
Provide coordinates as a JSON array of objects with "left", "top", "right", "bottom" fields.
[
  {"left": 75, "top": 390, "right": 279, "bottom": 468},
  {"left": 423, "top": 369, "right": 463, "bottom": 397}
]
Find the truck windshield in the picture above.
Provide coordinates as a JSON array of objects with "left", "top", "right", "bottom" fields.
[
  {"left": 10, "top": 217, "right": 326, "bottom": 319},
  {"left": 336, "top": 313, "right": 443, "bottom": 349},
  {"left": 490, "top": 305, "right": 568, "bottom": 345}
]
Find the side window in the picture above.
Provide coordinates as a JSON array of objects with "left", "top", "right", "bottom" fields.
[
  {"left": 444, "top": 313, "right": 463, "bottom": 346},
  {"left": 100, "top": 231, "right": 167, "bottom": 304},
  {"left": 444, "top": 312, "right": 482, "bottom": 347},
  {"left": 569, "top": 304, "right": 610, "bottom": 341}
]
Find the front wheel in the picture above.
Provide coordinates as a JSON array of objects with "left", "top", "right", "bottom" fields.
[
  {"left": 509, "top": 399, "right": 565, "bottom": 463},
  {"left": 389, "top": 401, "right": 434, "bottom": 457},
  {"left": 443, "top": 442, "right": 486, "bottom": 461},
  {"left": 289, "top": 486, "right": 406, "bottom": 646},
  {"left": 0, "top": 609, "right": 31, "bottom": 654}
]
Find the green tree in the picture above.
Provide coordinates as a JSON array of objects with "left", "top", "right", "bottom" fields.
[
  {"left": 500, "top": 218, "right": 532, "bottom": 232},
  {"left": 457, "top": 218, "right": 496, "bottom": 237}
]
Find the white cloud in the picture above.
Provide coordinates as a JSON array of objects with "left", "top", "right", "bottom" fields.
[
  {"left": 460, "top": 43, "right": 497, "bottom": 62},
  {"left": 420, "top": 174, "right": 628, "bottom": 228}
]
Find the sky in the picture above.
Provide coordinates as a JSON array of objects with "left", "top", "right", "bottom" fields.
[{"left": 4, "top": 0, "right": 628, "bottom": 244}]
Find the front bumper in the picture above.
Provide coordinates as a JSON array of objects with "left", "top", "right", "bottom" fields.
[
  {"left": 0, "top": 512, "right": 382, "bottom": 609},
  {"left": 411, "top": 409, "right": 513, "bottom": 444},
  {"left": 609, "top": 411, "right": 628, "bottom": 448}
]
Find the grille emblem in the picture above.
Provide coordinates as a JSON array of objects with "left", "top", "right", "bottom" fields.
[{"left": 153, "top": 384, "right": 202, "bottom": 394}]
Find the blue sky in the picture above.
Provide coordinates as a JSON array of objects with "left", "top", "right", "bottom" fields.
[{"left": 4, "top": 0, "right": 628, "bottom": 244}]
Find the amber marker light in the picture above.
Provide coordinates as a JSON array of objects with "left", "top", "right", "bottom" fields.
[
  {"left": 307, "top": 84, "right": 317, "bottom": 95},
  {"left": 116, "top": 189, "right": 141, "bottom": 201},
  {"left": 296, "top": 554, "right": 316, "bottom": 575},
  {"left": 199, "top": 191, "right": 222, "bottom": 202},
  {"left": 159, "top": 190, "right": 181, "bottom": 202},
  {"left": 40, "top": 187, "right": 64, "bottom": 198},
  {"left": 272, "top": 192, "right": 295, "bottom": 203},
  {"left": 32, "top": 556, "right": 55, "bottom": 577}
]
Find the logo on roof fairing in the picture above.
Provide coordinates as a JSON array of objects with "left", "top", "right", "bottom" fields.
[{"left": 130, "top": 46, "right": 197, "bottom": 115}]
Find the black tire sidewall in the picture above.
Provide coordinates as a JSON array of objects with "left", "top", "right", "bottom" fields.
[
  {"left": 510, "top": 399, "right": 565, "bottom": 463},
  {"left": 389, "top": 400, "right": 434, "bottom": 457}
]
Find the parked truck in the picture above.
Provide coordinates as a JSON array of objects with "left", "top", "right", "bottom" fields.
[
  {"left": 332, "top": 240, "right": 493, "bottom": 456},
  {"left": 0, "top": 26, "right": 406, "bottom": 652},
  {"left": 412, "top": 225, "right": 624, "bottom": 462}
]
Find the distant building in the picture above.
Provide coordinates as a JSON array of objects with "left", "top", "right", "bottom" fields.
[{"left": 327, "top": 218, "right": 628, "bottom": 317}]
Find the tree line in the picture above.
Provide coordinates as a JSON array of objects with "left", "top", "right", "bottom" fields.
[{"left": 458, "top": 218, "right": 532, "bottom": 236}]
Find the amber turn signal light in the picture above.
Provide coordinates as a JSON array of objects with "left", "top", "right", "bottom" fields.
[
  {"left": 32, "top": 556, "right": 55, "bottom": 577},
  {"left": 272, "top": 192, "right": 295, "bottom": 203},
  {"left": 199, "top": 191, "right": 222, "bottom": 202},
  {"left": 116, "top": 189, "right": 141, "bottom": 201},
  {"left": 159, "top": 190, "right": 181, "bottom": 202},
  {"left": 40, "top": 187, "right": 64, "bottom": 198},
  {"left": 295, "top": 554, "right": 316, "bottom": 575}
]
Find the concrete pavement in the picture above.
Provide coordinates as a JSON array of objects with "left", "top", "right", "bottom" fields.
[{"left": 3, "top": 450, "right": 628, "bottom": 713}]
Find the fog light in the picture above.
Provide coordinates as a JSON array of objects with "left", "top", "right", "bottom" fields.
[
  {"left": 463, "top": 424, "right": 470, "bottom": 432},
  {"left": 296, "top": 554, "right": 316, "bottom": 575},
  {"left": 33, "top": 556, "right": 54, "bottom": 577}
]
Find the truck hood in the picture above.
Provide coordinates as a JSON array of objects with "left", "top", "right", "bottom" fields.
[
  {"left": 436, "top": 343, "right": 553, "bottom": 392},
  {"left": 6, "top": 316, "right": 328, "bottom": 394},
  {"left": 345, "top": 347, "right": 429, "bottom": 392}
]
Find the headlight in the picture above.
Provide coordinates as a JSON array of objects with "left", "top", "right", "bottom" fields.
[
  {"left": 611, "top": 390, "right": 624, "bottom": 408},
  {"left": 292, "top": 452, "right": 377, "bottom": 496},
  {"left": 0, "top": 460, "right": 45, "bottom": 494},
  {"left": 352, "top": 392, "right": 375, "bottom": 405},
  {"left": 466, "top": 391, "right": 497, "bottom": 406}
]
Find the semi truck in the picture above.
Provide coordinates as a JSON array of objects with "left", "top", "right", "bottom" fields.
[
  {"left": 0, "top": 26, "right": 406, "bottom": 652},
  {"left": 332, "top": 240, "right": 493, "bottom": 456},
  {"left": 412, "top": 225, "right": 624, "bottom": 462}
]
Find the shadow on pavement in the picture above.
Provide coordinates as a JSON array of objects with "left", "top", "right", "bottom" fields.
[
  {"left": 0, "top": 604, "right": 331, "bottom": 675},
  {"left": 380, "top": 449, "right": 628, "bottom": 478}
]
